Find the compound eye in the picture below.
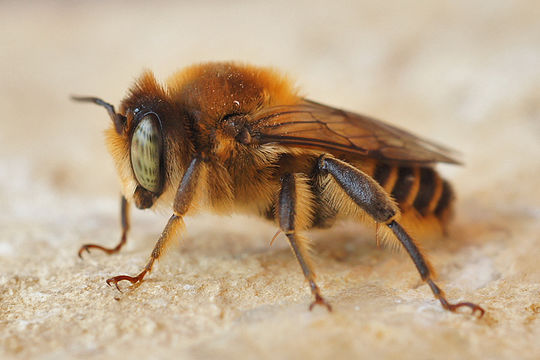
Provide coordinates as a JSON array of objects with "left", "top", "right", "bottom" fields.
[{"left": 130, "top": 114, "right": 162, "bottom": 193}]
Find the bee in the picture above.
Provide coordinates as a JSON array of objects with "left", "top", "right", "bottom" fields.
[{"left": 73, "top": 62, "right": 484, "bottom": 316}]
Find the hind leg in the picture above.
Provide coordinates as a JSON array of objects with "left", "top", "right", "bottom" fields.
[{"left": 318, "top": 155, "right": 484, "bottom": 316}]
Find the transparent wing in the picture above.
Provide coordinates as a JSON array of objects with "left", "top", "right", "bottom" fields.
[{"left": 250, "top": 99, "right": 460, "bottom": 165}]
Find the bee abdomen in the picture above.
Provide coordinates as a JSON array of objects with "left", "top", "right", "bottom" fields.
[
  {"left": 413, "top": 167, "right": 439, "bottom": 215},
  {"left": 371, "top": 162, "right": 454, "bottom": 222}
]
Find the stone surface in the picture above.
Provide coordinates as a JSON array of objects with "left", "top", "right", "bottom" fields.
[{"left": 1, "top": 1, "right": 539, "bottom": 359}]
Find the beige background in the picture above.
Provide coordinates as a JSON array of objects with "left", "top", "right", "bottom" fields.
[{"left": 1, "top": 1, "right": 539, "bottom": 359}]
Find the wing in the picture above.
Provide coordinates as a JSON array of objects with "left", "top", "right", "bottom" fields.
[{"left": 250, "top": 99, "right": 461, "bottom": 165}]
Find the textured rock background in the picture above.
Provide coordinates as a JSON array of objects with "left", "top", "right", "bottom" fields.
[{"left": 1, "top": 1, "right": 539, "bottom": 359}]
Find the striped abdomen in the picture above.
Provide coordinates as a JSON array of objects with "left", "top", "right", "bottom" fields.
[{"left": 370, "top": 162, "right": 454, "bottom": 223}]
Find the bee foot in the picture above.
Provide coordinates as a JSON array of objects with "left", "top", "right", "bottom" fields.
[
  {"left": 78, "top": 244, "right": 123, "bottom": 258},
  {"left": 443, "top": 300, "right": 485, "bottom": 318},
  {"left": 309, "top": 293, "right": 333, "bottom": 312},
  {"left": 106, "top": 270, "right": 148, "bottom": 292}
]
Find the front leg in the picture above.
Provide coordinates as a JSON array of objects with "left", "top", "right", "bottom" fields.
[
  {"left": 318, "top": 155, "right": 484, "bottom": 317},
  {"left": 78, "top": 195, "right": 130, "bottom": 258},
  {"left": 278, "top": 173, "right": 332, "bottom": 311},
  {"left": 106, "top": 157, "right": 203, "bottom": 290}
]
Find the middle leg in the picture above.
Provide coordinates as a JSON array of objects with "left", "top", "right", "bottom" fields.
[{"left": 278, "top": 173, "right": 332, "bottom": 311}]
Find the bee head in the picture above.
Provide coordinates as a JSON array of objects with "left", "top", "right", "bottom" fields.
[{"left": 72, "top": 72, "right": 192, "bottom": 210}]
